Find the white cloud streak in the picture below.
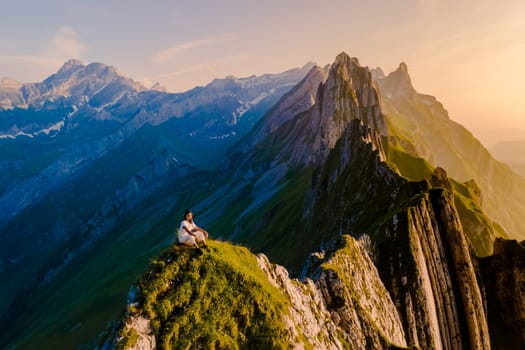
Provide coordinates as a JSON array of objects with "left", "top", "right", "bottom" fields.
[
  {"left": 149, "top": 53, "right": 248, "bottom": 80},
  {"left": 152, "top": 34, "right": 234, "bottom": 62}
]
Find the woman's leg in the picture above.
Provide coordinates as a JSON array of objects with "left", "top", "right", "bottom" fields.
[
  {"left": 194, "top": 231, "right": 206, "bottom": 243},
  {"left": 179, "top": 233, "right": 199, "bottom": 248}
]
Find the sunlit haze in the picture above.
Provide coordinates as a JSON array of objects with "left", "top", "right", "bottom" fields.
[{"left": 1, "top": 0, "right": 524, "bottom": 143}]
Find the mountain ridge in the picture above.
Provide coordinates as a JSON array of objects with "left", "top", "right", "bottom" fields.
[{"left": 2, "top": 52, "right": 525, "bottom": 349}]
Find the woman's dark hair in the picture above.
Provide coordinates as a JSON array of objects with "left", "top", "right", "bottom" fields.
[{"left": 183, "top": 210, "right": 192, "bottom": 221}]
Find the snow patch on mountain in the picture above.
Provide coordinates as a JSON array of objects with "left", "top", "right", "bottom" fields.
[
  {"left": 36, "top": 120, "right": 65, "bottom": 136},
  {"left": 93, "top": 91, "right": 129, "bottom": 112},
  {"left": 68, "top": 105, "right": 78, "bottom": 117},
  {"left": 231, "top": 83, "right": 298, "bottom": 121},
  {"left": 0, "top": 120, "right": 65, "bottom": 139},
  {"left": 0, "top": 130, "right": 33, "bottom": 139},
  {"left": 209, "top": 131, "right": 237, "bottom": 140}
]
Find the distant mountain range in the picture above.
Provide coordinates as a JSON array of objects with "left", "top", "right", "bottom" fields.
[{"left": 1, "top": 54, "right": 524, "bottom": 349}]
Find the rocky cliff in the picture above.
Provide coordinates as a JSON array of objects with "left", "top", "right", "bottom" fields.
[{"left": 479, "top": 238, "right": 525, "bottom": 349}]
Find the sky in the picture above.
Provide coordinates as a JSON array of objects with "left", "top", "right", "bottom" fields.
[{"left": 1, "top": 0, "right": 524, "bottom": 144}]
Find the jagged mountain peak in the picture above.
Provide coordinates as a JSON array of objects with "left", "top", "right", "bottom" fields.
[
  {"left": 331, "top": 52, "right": 373, "bottom": 87},
  {"left": 397, "top": 61, "right": 409, "bottom": 73},
  {"left": 309, "top": 51, "right": 386, "bottom": 147},
  {"left": 334, "top": 51, "right": 360, "bottom": 67},
  {"left": 325, "top": 52, "right": 384, "bottom": 110},
  {"left": 371, "top": 67, "right": 385, "bottom": 80},
  {"left": 56, "top": 58, "right": 85, "bottom": 75},
  {"left": 45, "top": 59, "right": 135, "bottom": 87},
  {"left": 244, "top": 52, "right": 386, "bottom": 166},
  {"left": 16, "top": 59, "right": 146, "bottom": 108},
  {"left": 392, "top": 62, "right": 412, "bottom": 85},
  {"left": 381, "top": 61, "right": 416, "bottom": 98}
]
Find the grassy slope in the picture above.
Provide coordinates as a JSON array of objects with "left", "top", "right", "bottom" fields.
[
  {"left": 381, "top": 97, "right": 525, "bottom": 240},
  {"left": 384, "top": 113, "right": 505, "bottom": 257},
  {"left": 118, "top": 241, "right": 291, "bottom": 350}
]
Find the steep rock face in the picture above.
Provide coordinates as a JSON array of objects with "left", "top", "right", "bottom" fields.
[
  {"left": 432, "top": 167, "right": 500, "bottom": 257},
  {"left": 259, "top": 234, "right": 407, "bottom": 349},
  {"left": 375, "top": 188, "right": 490, "bottom": 349},
  {"left": 299, "top": 111, "right": 492, "bottom": 348},
  {"left": 316, "top": 236, "right": 407, "bottom": 348},
  {"left": 378, "top": 62, "right": 415, "bottom": 100},
  {"left": 285, "top": 53, "right": 386, "bottom": 165},
  {"left": 480, "top": 238, "right": 525, "bottom": 349},
  {"left": 245, "top": 64, "right": 330, "bottom": 150}
]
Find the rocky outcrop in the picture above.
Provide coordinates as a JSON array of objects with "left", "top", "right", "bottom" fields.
[
  {"left": 257, "top": 253, "right": 345, "bottom": 349},
  {"left": 479, "top": 238, "right": 525, "bottom": 349},
  {"left": 258, "top": 234, "right": 407, "bottom": 349},
  {"left": 371, "top": 184, "right": 491, "bottom": 349}
]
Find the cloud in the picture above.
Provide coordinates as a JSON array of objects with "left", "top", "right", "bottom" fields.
[
  {"left": 149, "top": 53, "right": 248, "bottom": 80},
  {"left": 152, "top": 34, "right": 234, "bottom": 62},
  {"left": 150, "top": 62, "right": 211, "bottom": 79},
  {"left": 47, "top": 26, "right": 87, "bottom": 59}
]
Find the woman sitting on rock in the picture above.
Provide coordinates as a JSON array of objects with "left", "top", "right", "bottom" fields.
[{"left": 178, "top": 210, "right": 208, "bottom": 249}]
